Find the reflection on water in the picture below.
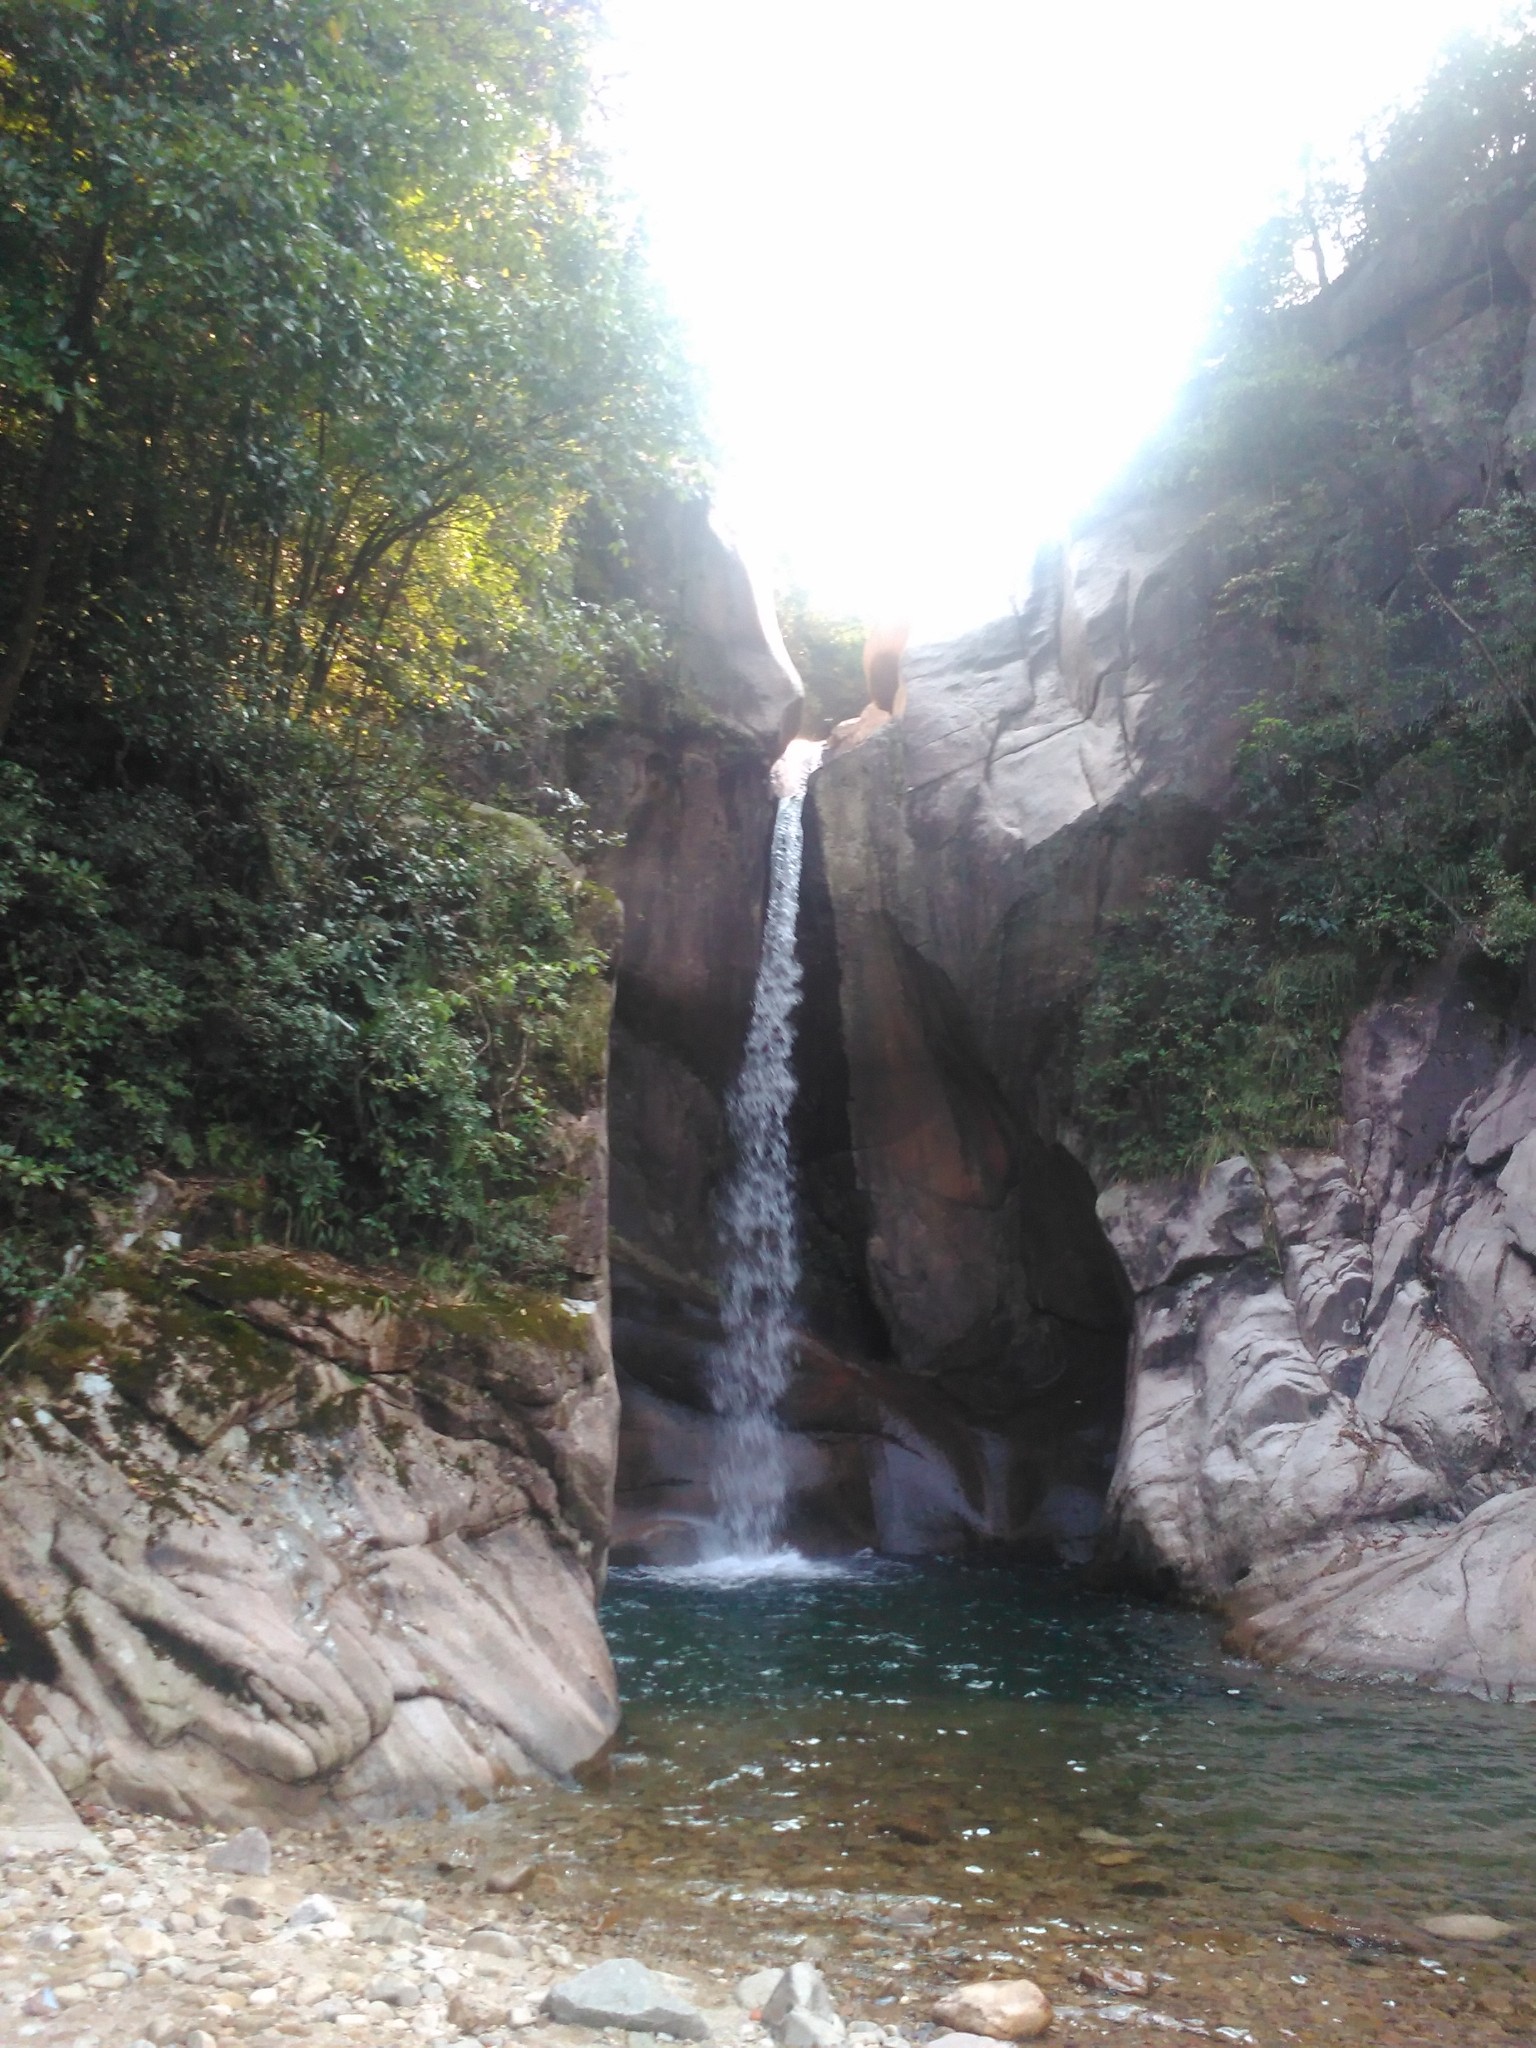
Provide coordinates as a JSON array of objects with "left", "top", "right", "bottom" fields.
[{"left": 509, "top": 1559, "right": 1536, "bottom": 2045}]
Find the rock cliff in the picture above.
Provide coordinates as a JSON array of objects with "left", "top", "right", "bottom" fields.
[{"left": 789, "top": 180, "right": 1536, "bottom": 1681}]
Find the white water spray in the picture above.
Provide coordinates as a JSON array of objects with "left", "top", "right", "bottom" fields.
[{"left": 710, "top": 739, "right": 824, "bottom": 1557}]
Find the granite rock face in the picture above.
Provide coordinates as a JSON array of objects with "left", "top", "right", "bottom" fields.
[
  {"left": 0, "top": 1234, "right": 621, "bottom": 1823},
  {"left": 784, "top": 192, "right": 1536, "bottom": 1629},
  {"left": 1104, "top": 980, "right": 1536, "bottom": 1696}
]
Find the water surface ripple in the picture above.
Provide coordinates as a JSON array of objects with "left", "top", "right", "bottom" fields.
[{"left": 505, "top": 1560, "right": 1536, "bottom": 2046}]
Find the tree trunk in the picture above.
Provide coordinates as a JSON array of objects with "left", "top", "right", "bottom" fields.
[{"left": 0, "top": 220, "right": 110, "bottom": 746}]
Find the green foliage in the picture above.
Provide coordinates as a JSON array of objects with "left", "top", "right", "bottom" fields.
[
  {"left": 1356, "top": 16, "right": 1536, "bottom": 244},
  {"left": 0, "top": 684, "right": 608, "bottom": 1291},
  {"left": 0, "top": 1, "right": 701, "bottom": 1319},
  {"left": 776, "top": 588, "right": 869, "bottom": 731},
  {"left": 1077, "top": 532, "right": 1536, "bottom": 1178},
  {"left": 1075, "top": 880, "right": 1356, "bottom": 1179},
  {"left": 1075, "top": 11, "right": 1536, "bottom": 1183}
]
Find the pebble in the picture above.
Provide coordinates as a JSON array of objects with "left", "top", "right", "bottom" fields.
[
  {"left": 288, "top": 1891, "right": 338, "bottom": 1926},
  {"left": 466, "top": 1925, "right": 526, "bottom": 1958},
  {"left": 0, "top": 1794, "right": 1516, "bottom": 2048}
]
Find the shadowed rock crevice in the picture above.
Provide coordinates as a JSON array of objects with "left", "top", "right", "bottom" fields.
[
  {"left": 791, "top": 795, "right": 890, "bottom": 1363},
  {"left": 603, "top": 721, "right": 1134, "bottom": 1565}
]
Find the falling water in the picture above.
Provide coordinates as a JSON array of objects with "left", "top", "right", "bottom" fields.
[{"left": 710, "top": 739, "right": 824, "bottom": 1556}]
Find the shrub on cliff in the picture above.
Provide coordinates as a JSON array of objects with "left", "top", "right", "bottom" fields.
[
  {"left": 1076, "top": 18, "right": 1536, "bottom": 1179},
  {"left": 0, "top": 0, "right": 701, "bottom": 1319}
]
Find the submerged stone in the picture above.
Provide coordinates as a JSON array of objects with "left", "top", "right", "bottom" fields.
[{"left": 1419, "top": 1912, "right": 1515, "bottom": 1941}]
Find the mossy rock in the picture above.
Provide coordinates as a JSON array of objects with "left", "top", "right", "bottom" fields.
[{"left": 421, "top": 1285, "right": 589, "bottom": 1357}]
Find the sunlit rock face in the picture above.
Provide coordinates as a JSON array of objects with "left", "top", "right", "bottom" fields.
[{"left": 587, "top": 511, "right": 1131, "bottom": 1563}]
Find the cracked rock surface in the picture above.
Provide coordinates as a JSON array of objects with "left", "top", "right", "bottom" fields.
[
  {"left": 1105, "top": 978, "right": 1536, "bottom": 1695},
  {"left": 0, "top": 1221, "right": 619, "bottom": 1823}
]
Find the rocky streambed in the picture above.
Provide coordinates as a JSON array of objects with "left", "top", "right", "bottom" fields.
[{"left": 7, "top": 1562, "right": 1532, "bottom": 2048}]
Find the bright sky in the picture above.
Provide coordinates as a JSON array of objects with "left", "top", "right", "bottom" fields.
[{"left": 596, "top": 0, "right": 1516, "bottom": 638}]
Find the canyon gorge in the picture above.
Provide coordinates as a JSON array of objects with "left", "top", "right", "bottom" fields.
[{"left": 13, "top": 130, "right": 1536, "bottom": 1844}]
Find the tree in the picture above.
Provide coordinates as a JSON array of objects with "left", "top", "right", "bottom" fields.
[
  {"left": 0, "top": 0, "right": 703, "bottom": 1317},
  {"left": 0, "top": 0, "right": 699, "bottom": 741}
]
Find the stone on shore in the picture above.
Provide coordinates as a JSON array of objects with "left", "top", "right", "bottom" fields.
[
  {"left": 763, "top": 1962, "right": 835, "bottom": 2027},
  {"left": 738, "top": 1968, "right": 785, "bottom": 2012},
  {"left": 932, "top": 1979, "right": 1053, "bottom": 2041},
  {"left": 546, "top": 1957, "right": 710, "bottom": 2039},
  {"left": 205, "top": 1826, "right": 272, "bottom": 1876},
  {"left": 0, "top": 1719, "right": 98, "bottom": 1855}
]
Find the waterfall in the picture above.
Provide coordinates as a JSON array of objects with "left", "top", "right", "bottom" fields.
[{"left": 711, "top": 739, "right": 823, "bottom": 1556}]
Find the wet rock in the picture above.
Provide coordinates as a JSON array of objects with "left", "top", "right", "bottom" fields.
[
  {"left": 546, "top": 1957, "right": 710, "bottom": 2038},
  {"left": 206, "top": 1826, "right": 272, "bottom": 1876},
  {"left": 1281, "top": 1904, "right": 1417, "bottom": 1952},
  {"left": 485, "top": 1858, "right": 538, "bottom": 1894},
  {"left": 1419, "top": 1912, "right": 1515, "bottom": 1941},
  {"left": 931, "top": 1979, "right": 1053, "bottom": 2041},
  {"left": 1076, "top": 1966, "right": 1151, "bottom": 1996}
]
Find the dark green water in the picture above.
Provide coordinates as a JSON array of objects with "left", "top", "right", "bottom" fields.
[{"left": 602, "top": 1558, "right": 1536, "bottom": 1923}]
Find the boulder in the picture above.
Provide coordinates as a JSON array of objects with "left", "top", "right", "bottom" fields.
[
  {"left": 0, "top": 1232, "right": 619, "bottom": 1823},
  {"left": 1108, "top": 997, "right": 1536, "bottom": 1684},
  {"left": 546, "top": 1958, "right": 709, "bottom": 2039},
  {"left": 931, "top": 1979, "right": 1052, "bottom": 2041}
]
